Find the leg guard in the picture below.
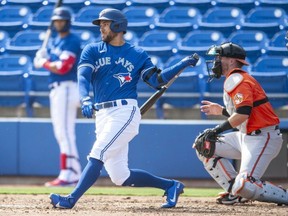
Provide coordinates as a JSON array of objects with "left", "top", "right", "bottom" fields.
[
  {"left": 198, "top": 153, "right": 237, "bottom": 192},
  {"left": 232, "top": 172, "right": 288, "bottom": 205}
]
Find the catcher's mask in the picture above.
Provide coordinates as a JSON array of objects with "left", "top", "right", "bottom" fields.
[{"left": 206, "top": 42, "right": 249, "bottom": 82}]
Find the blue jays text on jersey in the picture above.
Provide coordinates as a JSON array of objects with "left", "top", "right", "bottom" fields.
[{"left": 78, "top": 42, "right": 154, "bottom": 103}]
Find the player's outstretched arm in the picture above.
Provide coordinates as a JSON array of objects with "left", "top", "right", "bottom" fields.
[{"left": 142, "top": 54, "right": 199, "bottom": 89}]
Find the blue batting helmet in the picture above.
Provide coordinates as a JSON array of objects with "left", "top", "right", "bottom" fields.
[
  {"left": 51, "top": 7, "right": 71, "bottom": 32},
  {"left": 51, "top": 7, "right": 71, "bottom": 21},
  {"left": 92, "top": 8, "right": 128, "bottom": 34}
]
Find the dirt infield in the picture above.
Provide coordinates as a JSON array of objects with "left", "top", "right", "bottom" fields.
[{"left": 0, "top": 194, "right": 287, "bottom": 216}]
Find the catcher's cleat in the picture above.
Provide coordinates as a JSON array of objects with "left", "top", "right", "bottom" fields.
[
  {"left": 216, "top": 192, "right": 249, "bottom": 205},
  {"left": 161, "top": 180, "right": 185, "bottom": 208},
  {"left": 50, "top": 193, "right": 75, "bottom": 209},
  {"left": 45, "top": 178, "right": 78, "bottom": 187}
]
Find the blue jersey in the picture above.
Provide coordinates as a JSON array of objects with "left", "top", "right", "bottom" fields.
[
  {"left": 78, "top": 42, "right": 154, "bottom": 103},
  {"left": 48, "top": 33, "right": 81, "bottom": 84}
]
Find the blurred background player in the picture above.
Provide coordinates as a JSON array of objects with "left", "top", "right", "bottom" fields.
[
  {"left": 194, "top": 42, "right": 287, "bottom": 205},
  {"left": 33, "top": 7, "right": 82, "bottom": 187},
  {"left": 49, "top": 8, "right": 199, "bottom": 209}
]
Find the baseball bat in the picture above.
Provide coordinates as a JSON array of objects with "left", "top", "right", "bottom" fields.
[
  {"left": 41, "top": 0, "right": 63, "bottom": 49},
  {"left": 140, "top": 53, "right": 199, "bottom": 115}
]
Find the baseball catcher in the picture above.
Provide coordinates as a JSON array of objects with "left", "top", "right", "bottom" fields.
[{"left": 193, "top": 42, "right": 288, "bottom": 206}]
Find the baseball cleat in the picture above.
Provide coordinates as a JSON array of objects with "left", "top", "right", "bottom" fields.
[
  {"left": 50, "top": 193, "right": 75, "bottom": 209},
  {"left": 216, "top": 192, "right": 249, "bottom": 205},
  {"left": 45, "top": 178, "right": 78, "bottom": 187},
  {"left": 161, "top": 180, "right": 185, "bottom": 208}
]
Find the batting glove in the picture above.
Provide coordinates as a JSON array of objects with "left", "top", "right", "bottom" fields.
[
  {"left": 181, "top": 53, "right": 199, "bottom": 67},
  {"left": 36, "top": 48, "right": 49, "bottom": 59},
  {"left": 33, "top": 56, "right": 48, "bottom": 69},
  {"left": 81, "top": 96, "right": 94, "bottom": 118}
]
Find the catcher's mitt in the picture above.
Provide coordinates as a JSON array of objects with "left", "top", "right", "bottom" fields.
[{"left": 192, "top": 128, "right": 219, "bottom": 158}]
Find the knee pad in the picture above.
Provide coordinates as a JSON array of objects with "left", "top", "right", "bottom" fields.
[
  {"left": 232, "top": 172, "right": 288, "bottom": 205},
  {"left": 198, "top": 153, "right": 237, "bottom": 192}
]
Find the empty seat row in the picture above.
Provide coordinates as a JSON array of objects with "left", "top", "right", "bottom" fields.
[
  {"left": 3, "top": 0, "right": 288, "bottom": 14},
  {"left": 0, "top": 54, "right": 287, "bottom": 118},
  {"left": 135, "top": 29, "right": 287, "bottom": 63},
  {"left": 0, "top": 28, "right": 287, "bottom": 66},
  {"left": 0, "top": 5, "right": 287, "bottom": 38}
]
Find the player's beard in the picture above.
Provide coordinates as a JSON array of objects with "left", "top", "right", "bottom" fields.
[{"left": 102, "top": 31, "right": 118, "bottom": 43}]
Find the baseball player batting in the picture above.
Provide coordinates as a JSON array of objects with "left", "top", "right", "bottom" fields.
[
  {"left": 33, "top": 7, "right": 82, "bottom": 186},
  {"left": 50, "top": 8, "right": 199, "bottom": 209},
  {"left": 193, "top": 42, "right": 287, "bottom": 205}
]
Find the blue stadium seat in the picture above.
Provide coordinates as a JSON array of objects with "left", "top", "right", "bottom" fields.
[
  {"left": 6, "top": 30, "right": 46, "bottom": 59},
  {"left": 72, "top": 6, "right": 106, "bottom": 33},
  {"left": 89, "top": 0, "right": 128, "bottom": 10},
  {"left": 250, "top": 72, "right": 288, "bottom": 108},
  {"left": 173, "top": 0, "right": 213, "bottom": 14},
  {"left": 178, "top": 30, "right": 225, "bottom": 56},
  {"left": 47, "top": 0, "right": 87, "bottom": 12},
  {"left": 137, "top": 79, "right": 156, "bottom": 108},
  {"left": 137, "top": 30, "right": 181, "bottom": 62},
  {"left": 198, "top": 7, "right": 244, "bottom": 38},
  {"left": 154, "top": 7, "right": 201, "bottom": 37},
  {"left": 0, "top": 30, "right": 9, "bottom": 55},
  {"left": 0, "top": 55, "right": 31, "bottom": 107},
  {"left": 228, "top": 30, "right": 269, "bottom": 64},
  {"left": 201, "top": 74, "right": 225, "bottom": 106},
  {"left": 129, "top": 0, "right": 171, "bottom": 13},
  {"left": 155, "top": 72, "right": 202, "bottom": 118},
  {"left": 0, "top": 6, "right": 31, "bottom": 37},
  {"left": 241, "top": 7, "right": 287, "bottom": 38},
  {"left": 150, "top": 55, "right": 164, "bottom": 68},
  {"left": 215, "top": 0, "right": 256, "bottom": 14},
  {"left": 266, "top": 31, "right": 287, "bottom": 56},
  {"left": 258, "top": 0, "right": 288, "bottom": 11},
  {"left": 122, "top": 6, "right": 158, "bottom": 37},
  {"left": 28, "top": 6, "right": 54, "bottom": 30},
  {"left": 252, "top": 55, "right": 288, "bottom": 73},
  {"left": 124, "top": 30, "right": 139, "bottom": 46},
  {"left": 26, "top": 68, "right": 50, "bottom": 110},
  {"left": 4, "top": 0, "right": 44, "bottom": 12},
  {"left": 71, "top": 30, "right": 97, "bottom": 49}
]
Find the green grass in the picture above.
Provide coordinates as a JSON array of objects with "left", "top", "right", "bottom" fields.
[{"left": 0, "top": 186, "right": 221, "bottom": 197}]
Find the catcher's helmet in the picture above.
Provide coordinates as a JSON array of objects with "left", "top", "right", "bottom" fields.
[
  {"left": 206, "top": 42, "right": 249, "bottom": 81},
  {"left": 92, "top": 8, "right": 128, "bottom": 34},
  {"left": 207, "top": 42, "right": 249, "bottom": 66}
]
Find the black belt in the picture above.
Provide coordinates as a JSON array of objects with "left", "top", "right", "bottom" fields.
[
  {"left": 247, "top": 125, "right": 279, "bottom": 135},
  {"left": 94, "top": 99, "right": 128, "bottom": 111}
]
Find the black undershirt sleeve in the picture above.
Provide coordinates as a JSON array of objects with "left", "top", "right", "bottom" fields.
[{"left": 236, "top": 106, "right": 252, "bottom": 116}]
